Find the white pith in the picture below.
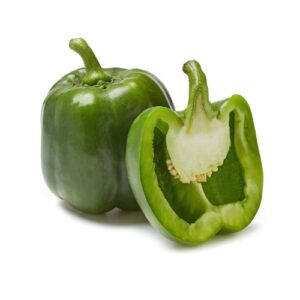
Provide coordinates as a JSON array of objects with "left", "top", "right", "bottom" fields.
[{"left": 166, "top": 116, "right": 230, "bottom": 183}]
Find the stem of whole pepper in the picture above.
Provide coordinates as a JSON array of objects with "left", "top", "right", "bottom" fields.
[
  {"left": 69, "top": 38, "right": 111, "bottom": 85},
  {"left": 183, "top": 60, "right": 215, "bottom": 132}
]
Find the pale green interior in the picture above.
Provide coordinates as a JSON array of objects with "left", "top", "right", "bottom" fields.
[{"left": 153, "top": 113, "right": 245, "bottom": 224}]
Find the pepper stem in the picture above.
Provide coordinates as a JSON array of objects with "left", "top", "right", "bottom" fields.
[
  {"left": 69, "top": 38, "right": 111, "bottom": 85},
  {"left": 183, "top": 60, "right": 215, "bottom": 132}
]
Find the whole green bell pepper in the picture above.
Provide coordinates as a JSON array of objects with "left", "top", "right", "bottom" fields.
[
  {"left": 41, "top": 38, "right": 173, "bottom": 213},
  {"left": 126, "top": 60, "right": 263, "bottom": 244}
]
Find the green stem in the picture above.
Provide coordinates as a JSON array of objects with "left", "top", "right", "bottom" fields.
[
  {"left": 69, "top": 38, "right": 111, "bottom": 85},
  {"left": 183, "top": 60, "right": 214, "bottom": 131}
]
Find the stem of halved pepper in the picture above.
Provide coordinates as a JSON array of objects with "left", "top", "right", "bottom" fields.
[{"left": 166, "top": 60, "right": 231, "bottom": 183}]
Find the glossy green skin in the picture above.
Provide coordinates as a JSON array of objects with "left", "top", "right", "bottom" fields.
[
  {"left": 126, "top": 95, "right": 263, "bottom": 245},
  {"left": 42, "top": 67, "right": 173, "bottom": 213}
]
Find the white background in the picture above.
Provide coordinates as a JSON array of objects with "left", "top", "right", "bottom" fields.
[{"left": 0, "top": 0, "right": 299, "bottom": 299}]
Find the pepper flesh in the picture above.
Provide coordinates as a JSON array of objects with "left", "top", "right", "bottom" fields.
[
  {"left": 41, "top": 38, "right": 173, "bottom": 213},
  {"left": 126, "top": 60, "right": 263, "bottom": 244}
]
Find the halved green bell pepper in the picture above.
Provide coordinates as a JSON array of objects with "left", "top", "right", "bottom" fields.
[
  {"left": 41, "top": 38, "right": 173, "bottom": 213},
  {"left": 126, "top": 60, "right": 263, "bottom": 244}
]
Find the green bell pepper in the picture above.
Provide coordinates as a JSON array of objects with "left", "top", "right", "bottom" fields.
[
  {"left": 126, "top": 60, "right": 263, "bottom": 244},
  {"left": 41, "top": 38, "right": 173, "bottom": 213}
]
